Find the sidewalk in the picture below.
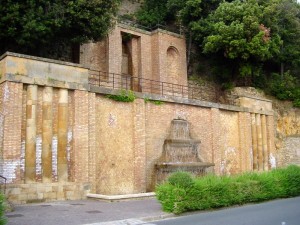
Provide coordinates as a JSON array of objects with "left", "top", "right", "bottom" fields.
[{"left": 5, "top": 198, "right": 172, "bottom": 225}]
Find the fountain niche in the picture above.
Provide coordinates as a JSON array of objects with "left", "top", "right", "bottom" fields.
[{"left": 155, "top": 119, "right": 214, "bottom": 183}]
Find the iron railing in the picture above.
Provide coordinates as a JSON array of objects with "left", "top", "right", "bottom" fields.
[
  {"left": 118, "top": 18, "right": 183, "bottom": 35},
  {"left": 88, "top": 70, "right": 218, "bottom": 102},
  {"left": 0, "top": 175, "right": 6, "bottom": 194}
]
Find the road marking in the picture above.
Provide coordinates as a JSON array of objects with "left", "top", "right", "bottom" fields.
[{"left": 82, "top": 218, "right": 157, "bottom": 225}]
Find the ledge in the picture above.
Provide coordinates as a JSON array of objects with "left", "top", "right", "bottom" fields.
[{"left": 87, "top": 192, "right": 156, "bottom": 201}]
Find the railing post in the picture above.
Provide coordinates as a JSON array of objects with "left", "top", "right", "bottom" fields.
[{"left": 161, "top": 82, "right": 164, "bottom": 95}]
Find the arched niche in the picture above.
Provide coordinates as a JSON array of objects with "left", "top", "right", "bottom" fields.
[{"left": 167, "top": 46, "right": 180, "bottom": 84}]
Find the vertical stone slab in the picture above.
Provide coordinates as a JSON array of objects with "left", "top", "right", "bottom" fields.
[
  {"left": 261, "top": 115, "right": 269, "bottom": 171},
  {"left": 211, "top": 108, "right": 221, "bottom": 175},
  {"left": 1, "top": 82, "right": 23, "bottom": 183},
  {"left": 42, "top": 87, "right": 53, "bottom": 182},
  {"left": 57, "top": 89, "right": 68, "bottom": 182},
  {"left": 25, "top": 85, "right": 38, "bottom": 183},
  {"left": 73, "top": 90, "right": 89, "bottom": 182},
  {"left": 244, "top": 112, "right": 253, "bottom": 171},
  {"left": 267, "top": 115, "right": 276, "bottom": 169},
  {"left": 251, "top": 113, "right": 258, "bottom": 171},
  {"left": 256, "top": 114, "right": 263, "bottom": 171},
  {"left": 133, "top": 99, "right": 146, "bottom": 193},
  {"left": 238, "top": 112, "right": 252, "bottom": 172},
  {"left": 88, "top": 92, "right": 96, "bottom": 192}
]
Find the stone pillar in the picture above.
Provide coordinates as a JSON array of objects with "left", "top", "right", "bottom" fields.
[
  {"left": 211, "top": 108, "right": 222, "bottom": 175},
  {"left": 88, "top": 92, "right": 96, "bottom": 192},
  {"left": 133, "top": 99, "right": 146, "bottom": 193},
  {"left": 42, "top": 87, "right": 53, "bottom": 182},
  {"left": 251, "top": 113, "right": 258, "bottom": 171},
  {"left": 238, "top": 112, "right": 252, "bottom": 172},
  {"left": 261, "top": 115, "right": 269, "bottom": 171},
  {"left": 267, "top": 115, "right": 276, "bottom": 169},
  {"left": 57, "top": 89, "right": 68, "bottom": 182},
  {"left": 25, "top": 85, "right": 38, "bottom": 183},
  {"left": 256, "top": 114, "right": 263, "bottom": 171}
]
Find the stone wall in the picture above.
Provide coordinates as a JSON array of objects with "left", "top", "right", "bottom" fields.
[
  {"left": 0, "top": 53, "right": 278, "bottom": 204},
  {"left": 226, "top": 87, "right": 300, "bottom": 168}
]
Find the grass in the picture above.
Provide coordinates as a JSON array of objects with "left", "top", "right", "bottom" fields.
[
  {"left": 0, "top": 193, "right": 6, "bottom": 225},
  {"left": 156, "top": 165, "right": 300, "bottom": 214}
]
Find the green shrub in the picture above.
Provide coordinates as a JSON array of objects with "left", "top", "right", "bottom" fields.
[
  {"left": 167, "top": 171, "right": 194, "bottom": 189},
  {"left": 0, "top": 194, "right": 7, "bottom": 225},
  {"left": 107, "top": 89, "right": 136, "bottom": 102},
  {"left": 156, "top": 165, "right": 300, "bottom": 214},
  {"left": 268, "top": 72, "right": 300, "bottom": 107}
]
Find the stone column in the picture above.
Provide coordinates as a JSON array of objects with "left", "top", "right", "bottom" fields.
[
  {"left": 267, "top": 115, "right": 276, "bottom": 169},
  {"left": 25, "top": 85, "right": 38, "bottom": 183},
  {"left": 133, "top": 99, "right": 146, "bottom": 193},
  {"left": 251, "top": 113, "right": 258, "bottom": 171},
  {"left": 42, "top": 87, "right": 53, "bottom": 182},
  {"left": 211, "top": 108, "right": 222, "bottom": 175},
  {"left": 261, "top": 115, "right": 269, "bottom": 171},
  {"left": 57, "top": 89, "right": 68, "bottom": 182},
  {"left": 256, "top": 114, "right": 263, "bottom": 171}
]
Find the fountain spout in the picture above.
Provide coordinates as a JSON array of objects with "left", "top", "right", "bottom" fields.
[{"left": 155, "top": 119, "right": 214, "bottom": 184}]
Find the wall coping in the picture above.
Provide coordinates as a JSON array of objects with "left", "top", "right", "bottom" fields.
[
  {"left": 117, "top": 23, "right": 185, "bottom": 39},
  {"left": 0, "top": 51, "right": 89, "bottom": 69}
]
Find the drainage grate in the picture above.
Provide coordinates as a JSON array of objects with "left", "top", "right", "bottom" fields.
[
  {"left": 86, "top": 210, "right": 102, "bottom": 214},
  {"left": 6, "top": 214, "right": 24, "bottom": 218}
]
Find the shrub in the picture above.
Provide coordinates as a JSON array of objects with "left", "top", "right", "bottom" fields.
[
  {"left": 0, "top": 194, "right": 6, "bottom": 225},
  {"left": 107, "top": 89, "right": 136, "bottom": 102},
  {"left": 156, "top": 165, "right": 300, "bottom": 214},
  {"left": 167, "top": 171, "right": 194, "bottom": 189},
  {"left": 268, "top": 72, "right": 300, "bottom": 107}
]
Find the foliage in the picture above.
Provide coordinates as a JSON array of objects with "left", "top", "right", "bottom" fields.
[
  {"left": 201, "top": 1, "right": 281, "bottom": 77},
  {"left": 144, "top": 97, "right": 164, "bottom": 105},
  {"left": 167, "top": 171, "right": 194, "bottom": 189},
  {"left": 135, "top": 0, "right": 171, "bottom": 27},
  {"left": 0, "top": 194, "right": 6, "bottom": 225},
  {"left": 107, "top": 89, "right": 136, "bottom": 102},
  {"left": 0, "top": 0, "right": 120, "bottom": 58},
  {"left": 268, "top": 72, "right": 300, "bottom": 107},
  {"left": 156, "top": 165, "right": 300, "bottom": 214}
]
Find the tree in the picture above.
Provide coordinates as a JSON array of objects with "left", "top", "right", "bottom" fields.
[
  {"left": 200, "top": 0, "right": 281, "bottom": 80},
  {"left": 261, "top": 0, "right": 300, "bottom": 76},
  {"left": 0, "top": 0, "right": 120, "bottom": 59}
]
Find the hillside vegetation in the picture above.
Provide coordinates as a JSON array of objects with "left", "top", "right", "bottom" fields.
[{"left": 128, "top": 0, "right": 300, "bottom": 106}]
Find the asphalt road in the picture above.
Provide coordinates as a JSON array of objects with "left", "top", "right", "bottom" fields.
[{"left": 152, "top": 197, "right": 300, "bottom": 225}]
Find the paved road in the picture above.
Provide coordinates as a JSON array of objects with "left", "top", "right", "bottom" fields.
[
  {"left": 5, "top": 197, "right": 300, "bottom": 225},
  {"left": 153, "top": 197, "right": 300, "bottom": 225}
]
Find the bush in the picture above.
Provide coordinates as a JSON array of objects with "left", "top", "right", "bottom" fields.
[
  {"left": 167, "top": 171, "right": 194, "bottom": 189},
  {"left": 107, "top": 89, "right": 136, "bottom": 102},
  {"left": 268, "top": 72, "right": 300, "bottom": 107},
  {"left": 0, "top": 194, "right": 6, "bottom": 225},
  {"left": 156, "top": 165, "right": 300, "bottom": 214}
]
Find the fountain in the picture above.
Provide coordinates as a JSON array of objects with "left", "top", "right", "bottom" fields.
[{"left": 155, "top": 118, "right": 214, "bottom": 183}]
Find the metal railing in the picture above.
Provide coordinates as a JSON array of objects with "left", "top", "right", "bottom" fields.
[
  {"left": 88, "top": 70, "right": 218, "bottom": 102},
  {"left": 0, "top": 175, "right": 6, "bottom": 194},
  {"left": 118, "top": 18, "right": 183, "bottom": 35}
]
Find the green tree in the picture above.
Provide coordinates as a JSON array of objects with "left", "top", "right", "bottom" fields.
[
  {"left": 200, "top": 0, "right": 281, "bottom": 80},
  {"left": 261, "top": 0, "right": 300, "bottom": 76},
  {"left": 0, "top": 0, "right": 120, "bottom": 59}
]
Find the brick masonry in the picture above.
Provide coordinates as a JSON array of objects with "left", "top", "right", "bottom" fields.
[{"left": 1, "top": 47, "right": 298, "bottom": 204}]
